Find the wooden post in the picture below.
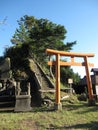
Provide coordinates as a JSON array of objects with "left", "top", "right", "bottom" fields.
[
  {"left": 84, "top": 56, "right": 95, "bottom": 105},
  {"left": 56, "top": 54, "right": 60, "bottom": 104},
  {"left": 55, "top": 54, "right": 62, "bottom": 110}
]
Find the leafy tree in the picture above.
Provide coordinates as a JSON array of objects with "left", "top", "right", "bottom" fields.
[
  {"left": 60, "top": 66, "right": 80, "bottom": 85},
  {"left": 10, "top": 15, "right": 76, "bottom": 61},
  {"left": 4, "top": 15, "right": 80, "bottom": 84}
]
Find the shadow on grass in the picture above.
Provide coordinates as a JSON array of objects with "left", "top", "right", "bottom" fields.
[
  {"left": 32, "top": 102, "right": 86, "bottom": 113},
  {"left": 46, "top": 121, "right": 98, "bottom": 130},
  {"left": 79, "top": 103, "right": 98, "bottom": 114},
  {"left": 62, "top": 102, "right": 87, "bottom": 111},
  {"left": 62, "top": 101, "right": 98, "bottom": 113},
  {"left": 32, "top": 106, "right": 56, "bottom": 113}
]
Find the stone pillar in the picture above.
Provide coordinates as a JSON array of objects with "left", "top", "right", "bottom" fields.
[
  {"left": 15, "top": 82, "right": 21, "bottom": 96},
  {"left": 27, "top": 82, "right": 30, "bottom": 96}
]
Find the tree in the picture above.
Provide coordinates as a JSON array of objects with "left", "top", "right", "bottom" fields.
[
  {"left": 61, "top": 66, "right": 80, "bottom": 85},
  {"left": 10, "top": 15, "right": 76, "bottom": 62},
  {"left": 4, "top": 15, "right": 80, "bottom": 84}
]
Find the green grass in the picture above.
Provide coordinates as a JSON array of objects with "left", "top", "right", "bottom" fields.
[{"left": 0, "top": 95, "right": 98, "bottom": 130}]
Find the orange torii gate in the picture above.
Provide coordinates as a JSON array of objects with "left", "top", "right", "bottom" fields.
[{"left": 46, "top": 49, "right": 95, "bottom": 110}]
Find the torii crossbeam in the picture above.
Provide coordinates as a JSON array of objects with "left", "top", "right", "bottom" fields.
[{"left": 46, "top": 49, "right": 95, "bottom": 110}]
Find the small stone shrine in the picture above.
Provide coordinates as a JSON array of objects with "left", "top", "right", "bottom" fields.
[{"left": 14, "top": 79, "right": 32, "bottom": 112}]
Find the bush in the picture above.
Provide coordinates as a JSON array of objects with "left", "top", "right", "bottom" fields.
[{"left": 78, "top": 93, "right": 87, "bottom": 101}]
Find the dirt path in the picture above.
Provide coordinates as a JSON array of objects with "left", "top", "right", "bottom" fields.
[{"left": 20, "top": 118, "right": 38, "bottom": 130}]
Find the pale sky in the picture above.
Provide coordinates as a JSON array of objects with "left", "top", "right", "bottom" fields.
[{"left": 0, "top": 0, "right": 98, "bottom": 77}]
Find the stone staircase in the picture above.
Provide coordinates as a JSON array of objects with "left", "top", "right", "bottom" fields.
[
  {"left": 29, "top": 59, "right": 55, "bottom": 103},
  {"left": 29, "top": 59, "right": 54, "bottom": 91}
]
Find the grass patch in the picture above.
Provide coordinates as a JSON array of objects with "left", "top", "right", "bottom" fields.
[{"left": 0, "top": 95, "right": 98, "bottom": 130}]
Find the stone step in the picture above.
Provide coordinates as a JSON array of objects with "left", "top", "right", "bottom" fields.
[
  {"left": 0, "top": 101, "right": 15, "bottom": 108},
  {"left": 0, "top": 96, "right": 15, "bottom": 108},
  {"left": 0, "top": 107, "right": 14, "bottom": 112},
  {"left": 0, "top": 95, "right": 15, "bottom": 102}
]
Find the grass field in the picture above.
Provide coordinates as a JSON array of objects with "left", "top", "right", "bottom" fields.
[{"left": 0, "top": 95, "right": 98, "bottom": 130}]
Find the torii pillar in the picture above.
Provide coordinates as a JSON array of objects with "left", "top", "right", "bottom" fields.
[{"left": 46, "top": 49, "right": 95, "bottom": 110}]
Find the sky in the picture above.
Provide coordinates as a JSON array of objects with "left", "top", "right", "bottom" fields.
[{"left": 0, "top": 0, "right": 98, "bottom": 78}]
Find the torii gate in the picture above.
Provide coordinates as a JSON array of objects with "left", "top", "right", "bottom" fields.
[{"left": 46, "top": 49, "right": 95, "bottom": 110}]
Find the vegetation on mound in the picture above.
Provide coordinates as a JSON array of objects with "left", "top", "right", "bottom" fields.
[{"left": 3, "top": 15, "right": 80, "bottom": 86}]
